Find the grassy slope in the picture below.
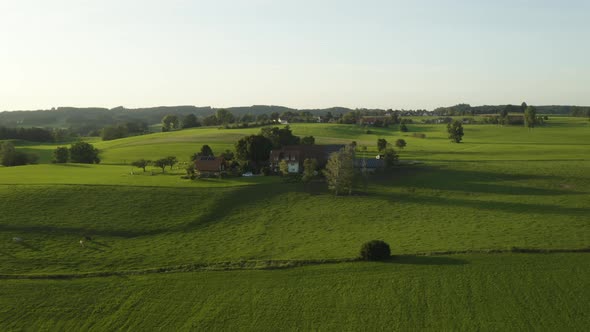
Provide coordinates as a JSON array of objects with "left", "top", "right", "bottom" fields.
[
  {"left": 1, "top": 159, "right": 588, "bottom": 274},
  {"left": 11, "top": 116, "right": 589, "bottom": 164},
  {"left": 1, "top": 254, "right": 588, "bottom": 331},
  {"left": 1, "top": 117, "right": 589, "bottom": 329}
]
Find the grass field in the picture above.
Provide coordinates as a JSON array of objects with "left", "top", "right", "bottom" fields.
[
  {"left": 1, "top": 254, "right": 588, "bottom": 330},
  {"left": 1, "top": 117, "right": 589, "bottom": 330}
]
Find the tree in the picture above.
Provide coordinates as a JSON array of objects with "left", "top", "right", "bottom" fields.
[
  {"left": 377, "top": 138, "right": 388, "bottom": 152},
  {"left": 191, "top": 145, "right": 215, "bottom": 161},
  {"left": 69, "top": 142, "right": 100, "bottom": 164},
  {"left": 181, "top": 114, "right": 200, "bottom": 129},
  {"left": 256, "top": 114, "right": 269, "bottom": 122},
  {"left": 153, "top": 158, "right": 168, "bottom": 173},
  {"left": 301, "top": 136, "right": 315, "bottom": 145},
  {"left": 324, "top": 146, "right": 355, "bottom": 195},
  {"left": 165, "top": 156, "right": 178, "bottom": 170},
  {"left": 524, "top": 106, "right": 537, "bottom": 128},
  {"left": 221, "top": 149, "right": 234, "bottom": 160},
  {"left": 240, "top": 113, "right": 255, "bottom": 123},
  {"left": 235, "top": 135, "right": 273, "bottom": 166},
  {"left": 202, "top": 114, "right": 218, "bottom": 126},
  {"left": 200, "top": 145, "right": 214, "bottom": 157},
  {"left": 161, "top": 115, "right": 180, "bottom": 132},
  {"left": 447, "top": 121, "right": 464, "bottom": 143},
  {"left": 521, "top": 102, "right": 528, "bottom": 112},
  {"left": 215, "top": 109, "right": 235, "bottom": 124},
  {"left": 270, "top": 112, "right": 280, "bottom": 121},
  {"left": 0, "top": 142, "right": 38, "bottom": 166},
  {"left": 360, "top": 240, "right": 391, "bottom": 261},
  {"left": 400, "top": 124, "right": 408, "bottom": 132},
  {"left": 101, "top": 125, "right": 128, "bottom": 141},
  {"left": 382, "top": 148, "right": 398, "bottom": 168},
  {"left": 260, "top": 126, "right": 300, "bottom": 148},
  {"left": 395, "top": 139, "right": 406, "bottom": 150},
  {"left": 302, "top": 158, "right": 317, "bottom": 183},
  {"left": 131, "top": 159, "right": 150, "bottom": 172},
  {"left": 53, "top": 147, "right": 69, "bottom": 163},
  {"left": 278, "top": 160, "right": 289, "bottom": 175}
]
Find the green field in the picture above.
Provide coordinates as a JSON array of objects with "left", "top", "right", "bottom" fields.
[{"left": 1, "top": 117, "right": 589, "bottom": 330}]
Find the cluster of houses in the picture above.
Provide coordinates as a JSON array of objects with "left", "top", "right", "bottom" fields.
[{"left": 194, "top": 144, "right": 385, "bottom": 177}]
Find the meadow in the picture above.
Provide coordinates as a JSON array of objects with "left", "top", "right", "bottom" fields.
[{"left": 0, "top": 116, "right": 589, "bottom": 330}]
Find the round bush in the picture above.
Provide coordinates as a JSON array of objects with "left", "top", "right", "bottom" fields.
[{"left": 360, "top": 240, "right": 391, "bottom": 261}]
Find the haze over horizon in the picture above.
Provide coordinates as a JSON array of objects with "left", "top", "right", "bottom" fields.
[{"left": 1, "top": 0, "right": 589, "bottom": 111}]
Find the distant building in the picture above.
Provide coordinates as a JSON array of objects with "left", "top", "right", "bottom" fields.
[
  {"left": 278, "top": 117, "right": 289, "bottom": 125},
  {"left": 269, "top": 144, "right": 345, "bottom": 173},
  {"left": 194, "top": 156, "right": 226, "bottom": 176}
]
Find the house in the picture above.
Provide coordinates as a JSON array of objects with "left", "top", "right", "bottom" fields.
[
  {"left": 194, "top": 156, "right": 226, "bottom": 176},
  {"left": 269, "top": 144, "right": 345, "bottom": 173},
  {"left": 278, "top": 117, "right": 289, "bottom": 125}
]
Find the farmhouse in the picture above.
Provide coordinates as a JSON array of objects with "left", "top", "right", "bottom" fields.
[
  {"left": 194, "top": 156, "right": 226, "bottom": 176},
  {"left": 269, "top": 144, "right": 344, "bottom": 173}
]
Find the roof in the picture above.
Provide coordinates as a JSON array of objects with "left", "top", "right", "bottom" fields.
[
  {"left": 270, "top": 145, "right": 345, "bottom": 163},
  {"left": 194, "top": 156, "right": 225, "bottom": 172}
]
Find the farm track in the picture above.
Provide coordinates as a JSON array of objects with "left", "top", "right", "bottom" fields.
[{"left": 2, "top": 248, "right": 588, "bottom": 280}]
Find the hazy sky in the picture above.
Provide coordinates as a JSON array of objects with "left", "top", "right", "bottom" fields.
[{"left": 1, "top": 0, "right": 588, "bottom": 110}]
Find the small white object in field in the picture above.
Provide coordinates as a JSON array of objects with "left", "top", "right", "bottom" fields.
[
  {"left": 12, "top": 237, "right": 23, "bottom": 243},
  {"left": 79, "top": 240, "right": 85, "bottom": 247}
]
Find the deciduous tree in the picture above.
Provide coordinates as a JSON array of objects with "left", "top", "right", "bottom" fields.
[
  {"left": 131, "top": 159, "right": 150, "bottom": 172},
  {"left": 395, "top": 139, "right": 407, "bottom": 150},
  {"left": 324, "top": 146, "right": 354, "bottom": 195},
  {"left": 53, "top": 147, "right": 69, "bottom": 163},
  {"left": 447, "top": 121, "right": 464, "bottom": 143},
  {"left": 69, "top": 142, "right": 100, "bottom": 164},
  {"left": 377, "top": 138, "right": 388, "bottom": 152}
]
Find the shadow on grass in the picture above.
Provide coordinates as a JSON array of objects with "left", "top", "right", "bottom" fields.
[
  {"left": 372, "top": 164, "right": 587, "bottom": 196},
  {"left": 389, "top": 255, "right": 468, "bottom": 265},
  {"left": 53, "top": 164, "right": 94, "bottom": 168}
]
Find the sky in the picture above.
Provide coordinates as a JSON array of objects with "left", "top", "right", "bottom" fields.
[{"left": 0, "top": 0, "right": 588, "bottom": 111}]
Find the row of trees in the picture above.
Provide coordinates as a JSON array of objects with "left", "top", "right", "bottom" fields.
[{"left": 0, "top": 126, "right": 55, "bottom": 142}]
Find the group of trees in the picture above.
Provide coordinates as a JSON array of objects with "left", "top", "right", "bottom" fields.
[
  {"left": 130, "top": 156, "right": 178, "bottom": 173},
  {"left": 53, "top": 142, "right": 100, "bottom": 164},
  {"left": 235, "top": 126, "right": 312, "bottom": 170},
  {"left": 0, "top": 142, "right": 38, "bottom": 166}
]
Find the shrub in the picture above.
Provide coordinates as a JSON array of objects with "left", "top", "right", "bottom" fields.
[
  {"left": 412, "top": 133, "right": 426, "bottom": 139},
  {"left": 360, "top": 240, "right": 391, "bottom": 261}
]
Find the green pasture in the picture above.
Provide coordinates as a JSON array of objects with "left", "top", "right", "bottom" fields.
[
  {"left": 1, "top": 254, "right": 588, "bottom": 331},
  {"left": 7, "top": 116, "right": 588, "bottom": 164},
  {"left": 0, "top": 116, "right": 589, "bottom": 329}
]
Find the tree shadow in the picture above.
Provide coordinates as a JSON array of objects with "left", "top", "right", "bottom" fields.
[
  {"left": 388, "top": 255, "right": 468, "bottom": 265},
  {"left": 372, "top": 165, "right": 586, "bottom": 196}
]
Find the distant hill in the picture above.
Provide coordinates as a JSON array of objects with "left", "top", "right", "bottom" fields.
[
  {"left": 1, "top": 103, "right": 588, "bottom": 130},
  {"left": 433, "top": 104, "right": 590, "bottom": 116},
  {"left": 0, "top": 105, "right": 356, "bottom": 129}
]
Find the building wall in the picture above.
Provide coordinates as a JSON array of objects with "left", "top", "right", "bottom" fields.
[{"left": 288, "top": 162, "right": 299, "bottom": 173}]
